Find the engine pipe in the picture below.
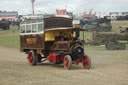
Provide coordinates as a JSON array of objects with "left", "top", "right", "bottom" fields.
[{"left": 75, "top": 28, "right": 80, "bottom": 40}]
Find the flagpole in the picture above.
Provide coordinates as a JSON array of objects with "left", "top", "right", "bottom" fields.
[
  {"left": 32, "top": 2, "right": 34, "bottom": 16},
  {"left": 31, "top": 0, "right": 35, "bottom": 16}
]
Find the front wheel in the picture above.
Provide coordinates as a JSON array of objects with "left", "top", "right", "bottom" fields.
[
  {"left": 64, "top": 55, "right": 72, "bottom": 70},
  {"left": 83, "top": 55, "right": 91, "bottom": 69},
  {"left": 27, "top": 50, "right": 37, "bottom": 66}
]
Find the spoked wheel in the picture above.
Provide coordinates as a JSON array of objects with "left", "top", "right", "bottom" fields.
[
  {"left": 27, "top": 50, "right": 37, "bottom": 66},
  {"left": 83, "top": 55, "right": 91, "bottom": 69},
  {"left": 64, "top": 55, "right": 72, "bottom": 70}
]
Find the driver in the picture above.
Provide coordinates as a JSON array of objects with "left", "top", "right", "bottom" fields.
[
  {"left": 55, "top": 32, "right": 65, "bottom": 41},
  {"left": 58, "top": 32, "right": 64, "bottom": 41}
]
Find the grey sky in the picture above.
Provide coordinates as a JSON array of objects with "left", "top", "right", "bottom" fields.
[{"left": 0, "top": 0, "right": 128, "bottom": 15}]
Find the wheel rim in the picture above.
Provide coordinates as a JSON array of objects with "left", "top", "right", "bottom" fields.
[
  {"left": 83, "top": 56, "right": 89, "bottom": 69},
  {"left": 64, "top": 57, "right": 69, "bottom": 69},
  {"left": 28, "top": 52, "right": 33, "bottom": 64}
]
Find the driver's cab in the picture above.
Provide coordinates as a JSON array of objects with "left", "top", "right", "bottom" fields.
[
  {"left": 44, "top": 29, "right": 76, "bottom": 51},
  {"left": 44, "top": 17, "right": 82, "bottom": 51}
]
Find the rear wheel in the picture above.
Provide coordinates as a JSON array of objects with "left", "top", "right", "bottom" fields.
[
  {"left": 64, "top": 55, "right": 72, "bottom": 70},
  {"left": 83, "top": 55, "right": 91, "bottom": 69},
  {"left": 27, "top": 50, "right": 37, "bottom": 66}
]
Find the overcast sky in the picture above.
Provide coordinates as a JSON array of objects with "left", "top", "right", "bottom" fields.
[{"left": 0, "top": 0, "right": 128, "bottom": 15}]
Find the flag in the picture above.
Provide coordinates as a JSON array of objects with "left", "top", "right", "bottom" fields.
[
  {"left": 56, "top": 9, "right": 67, "bottom": 15},
  {"left": 67, "top": 12, "right": 73, "bottom": 17}
]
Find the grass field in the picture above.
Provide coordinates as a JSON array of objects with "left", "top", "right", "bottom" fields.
[
  {"left": 0, "top": 21, "right": 128, "bottom": 49},
  {"left": 0, "top": 21, "right": 128, "bottom": 85},
  {"left": 0, "top": 25, "right": 19, "bottom": 48},
  {"left": 111, "top": 20, "right": 128, "bottom": 33},
  {"left": 81, "top": 20, "right": 128, "bottom": 49}
]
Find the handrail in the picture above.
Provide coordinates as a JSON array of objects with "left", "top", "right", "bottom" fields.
[{"left": 20, "top": 22, "right": 43, "bottom": 27}]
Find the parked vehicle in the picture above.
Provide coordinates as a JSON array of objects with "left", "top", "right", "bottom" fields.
[
  {"left": 86, "top": 28, "right": 128, "bottom": 50},
  {"left": 0, "top": 19, "right": 10, "bottom": 30},
  {"left": 20, "top": 17, "right": 91, "bottom": 70},
  {"left": 84, "top": 17, "right": 112, "bottom": 32}
]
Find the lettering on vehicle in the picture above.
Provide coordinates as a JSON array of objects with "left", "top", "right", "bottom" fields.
[{"left": 26, "top": 38, "right": 37, "bottom": 44}]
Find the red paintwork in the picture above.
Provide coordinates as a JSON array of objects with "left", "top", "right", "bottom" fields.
[
  {"left": 72, "top": 58, "right": 82, "bottom": 64},
  {"left": 56, "top": 56, "right": 59, "bottom": 63},
  {"left": 47, "top": 53, "right": 60, "bottom": 63},
  {"left": 47, "top": 53, "right": 88, "bottom": 65},
  {"left": 64, "top": 57, "right": 69, "bottom": 68},
  {"left": 28, "top": 52, "right": 33, "bottom": 64},
  {"left": 72, "top": 55, "right": 89, "bottom": 66},
  {"left": 47, "top": 53, "right": 89, "bottom": 69},
  {"left": 60, "top": 54, "right": 65, "bottom": 62},
  {"left": 83, "top": 55, "right": 89, "bottom": 69}
]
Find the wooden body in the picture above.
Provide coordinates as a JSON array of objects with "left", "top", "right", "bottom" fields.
[
  {"left": 20, "top": 33, "right": 44, "bottom": 51},
  {"left": 20, "top": 17, "right": 73, "bottom": 52}
]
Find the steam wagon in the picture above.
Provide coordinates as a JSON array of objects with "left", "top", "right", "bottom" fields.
[{"left": 20, "top": 17, "right": 91, "bottom": 70}]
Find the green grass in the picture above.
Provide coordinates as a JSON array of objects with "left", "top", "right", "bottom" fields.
[
  {"left": 80, "top": 21, "right": 128, "bottom": 49},
  {"left": 0, "top": 21, "right": 128, "bottom": 49},
  {"left": 0, "top": 25, "right": 20, "bottom": 48},
  {"left": 111, "top": 21, "right": 128, "bottom": 33},
  {"left": 81, "top": 21, "right": 128, "bottom": 38}
]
